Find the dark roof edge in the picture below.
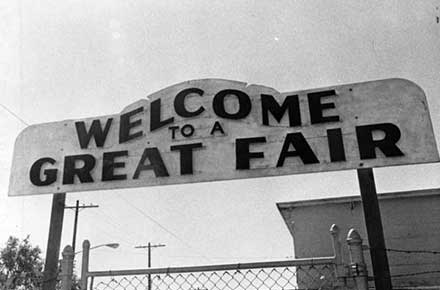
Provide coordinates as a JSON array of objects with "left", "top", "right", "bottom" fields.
[{"left": 276, "top": 188, "right": 440, "bottom": 210}]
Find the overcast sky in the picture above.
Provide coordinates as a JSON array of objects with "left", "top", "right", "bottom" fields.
[{"left": 1, "top": 0, "right": 440, "bottom": 271}]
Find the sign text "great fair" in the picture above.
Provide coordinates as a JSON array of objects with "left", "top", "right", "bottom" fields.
[{"left": 9, "top": 78, "right": 439, "bottom": 196}]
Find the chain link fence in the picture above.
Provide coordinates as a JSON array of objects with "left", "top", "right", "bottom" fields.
[
  {"left": 92, "top": 264, "right": 337, "bottom": 290},
  {"left": 71, "top": 226, "right": 366, "bottom": 290}
]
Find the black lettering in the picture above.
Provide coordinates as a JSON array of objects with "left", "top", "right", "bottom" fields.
[
  {"left": 356, "top": 123, "right": 404, "bottom": 159},
  {"left": 261, "top": 94, "right": 301, "bottom": 126},
  {"left": 213, "top": 89, "right": 251, "bottom": 119},
  {"left": 235, "top": 137, "right": 266, "bottom": 170},
  {"left": 62, "top": 154, "right": 96, "bottom": 184},
  {"left": 308, "top": 90, "right": 340, "bottom": 124},
  {"left": 75, "top": 119, "right": 113, "bottom": 149},
  {"left": 133, "top": 148, "right": 169, "bottom": 178},
  {"left": 150, "top": 98, "right": 174, "bottom": 131},
  {"left": 170, "top": 143, "right": 203, "bottom": 175},
  {"left": 30, "top": 157, "right": 57, "bottom": 186},
  {"left": 327, "top": 128, "right": 346, "bottom": 162},
  {"left": 102, "top": 151, "right": 128, "bottom": 181},
  {"left": 181, "top": 124, "right": 194, "bottom": 137},
  {"left": 174, "top": 88, "right": 205, "bottom": 117},
  {"left": 169, "top": 126, "right": 179, "bottom": 139},
  {"left": 119, "top": 107, "right": 144, "bottom": 143},
  {"left": 210, "top": 121, "right": 225, "bottom": 135},
  {"left": 277, "top": 133, "right": 319, "bottom": 166}
]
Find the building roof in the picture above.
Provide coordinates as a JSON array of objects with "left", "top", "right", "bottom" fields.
[{"left": 276, "top": 188, "right": 440, "bottom": 210}]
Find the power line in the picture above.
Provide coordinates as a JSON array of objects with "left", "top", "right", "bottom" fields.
[
  {"left": 117, "top": 194, "right": 212, "bottom": 262},
  {"left": 386, "top": 248, "right": 440, "bottom": 255},
  {"left": 94, "top": 207, "right": 146, "bottom": 242},
  {"left": 166, "top": 255, "right": 295, "bottom": 260},
  {"left": 0, "top": 103, "right": 29, "bottom": 126},
  {"left": 85, "top": 210, "right": 137, "bottom": 247},
  {"left": 365, "top": 246, "right": 440, "bottom": 255},
  {"left": 391, "top": 270, "right": 440, "bottom": 277},
  {"left": 368, "top": 270, "right": 440, "bottom": 279}
]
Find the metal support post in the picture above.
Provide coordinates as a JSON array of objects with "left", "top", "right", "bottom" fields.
[
  {"left": 60, "top": 245, "right": 74, "bottom": 290},
  {"left": 80, "top": 240, "right": 90, "bottom": 290},
  {"left": 330, "top": 224, "right": 346, "bottom": 287},
  {"left": 72, "top": 200, "right": 79, "bottom": 253},
  {"left": 357, "top": 168, "right": 392, "bottom": 289},
  {"left": 347, "top": 229, "right": 368, "bottom": 290},
  {"left": 148, "top": 242, "right": 151, "bottom": 290},
  {"left": 43, "top": 193, "right": 66, "bottom": 290}
]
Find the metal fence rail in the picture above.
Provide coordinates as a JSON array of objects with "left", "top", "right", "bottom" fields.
[{"left": 87, "top": 257, "right": 336, "bottom": 277}]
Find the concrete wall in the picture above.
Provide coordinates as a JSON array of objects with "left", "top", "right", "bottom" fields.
[{"left": 277, "top": 188, "right": 440, "bottom": 287}]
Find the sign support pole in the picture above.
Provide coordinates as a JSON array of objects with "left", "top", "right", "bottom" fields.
[
  {"left": 42, "top": 193, "right": 66, "bottom": 290},
  {"left": 72, "top": 200, "right": 79, "bottom": 254},
  {"left": 357, "top": 168, "right": 392, "bottom": 290}
]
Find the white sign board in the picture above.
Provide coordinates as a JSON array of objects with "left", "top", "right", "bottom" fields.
[{"left": 9, "top": 78, "right": 439, "bottom": 196}]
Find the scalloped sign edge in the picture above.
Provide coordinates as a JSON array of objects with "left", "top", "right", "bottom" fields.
[{"left": 8, "top": 78, "right": 440, "bottom": 196}]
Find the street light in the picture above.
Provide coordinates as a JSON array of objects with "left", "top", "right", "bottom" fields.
[{"left": 75, "top": 243, "right": 119, "bottom": 255}]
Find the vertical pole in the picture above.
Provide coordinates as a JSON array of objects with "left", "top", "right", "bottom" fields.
[
  {"left": 60, "top": 245, "right": 74, "bottom": 290},
  {"left": 80, "top": 240, "right": 90, "bottom": 290},
  {"left": 72, "top": 200, "right": 80, "bottom": 254},
  {"left": 43, "top": 193, "right": 66, "bottom": 290},
  {"left": 357, "top": 168, "right": 392, "bottom": 290},
  {"left": 148, "top": 242, "right": 151, "bottom": 290},
  {"left": 347, "top": 229, "right": 368, "bottom": 290}
]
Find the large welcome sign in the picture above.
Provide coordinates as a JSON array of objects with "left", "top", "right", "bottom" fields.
[{"left": 9, "top": 78, "right": 439, "bottom": 196}]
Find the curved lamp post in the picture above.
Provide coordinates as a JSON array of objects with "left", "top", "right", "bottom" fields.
[{"left": 75, "top": 243, "right": 119, "bottom": 255}]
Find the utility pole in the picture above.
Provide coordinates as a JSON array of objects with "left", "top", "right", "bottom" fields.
[
  {"left": 135, "top": 243, "right": 166, "bottom": 290},
  {"left": 65, "top": 200, "right": 99, "bottom": 253}
]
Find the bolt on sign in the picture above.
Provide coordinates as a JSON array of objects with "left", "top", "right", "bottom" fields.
[{"left": 8, "top": 78, "right": 439, "bottom": 196}]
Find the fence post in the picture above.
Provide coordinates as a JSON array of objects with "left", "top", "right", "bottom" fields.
[
  {"left": 80, "top": 240, "right": 90, "bottom": 290},
  {"left": 60, "top": 245, "right": 74, "bottom": 290},
  {"left": 347, "top": 229, "right": 368, "bottom": 290},
  {"left": 330, "top": 224, "right": 346, "bottom": 287}
]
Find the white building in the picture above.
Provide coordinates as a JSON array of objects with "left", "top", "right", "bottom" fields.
[{"left": 277, "top": 188, "right": 440, "bottom": 288}]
